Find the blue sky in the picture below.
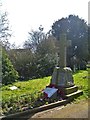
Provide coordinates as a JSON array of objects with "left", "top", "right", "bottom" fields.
[{"left": 2, "top": 0, "right": 89, "bottom": 47}]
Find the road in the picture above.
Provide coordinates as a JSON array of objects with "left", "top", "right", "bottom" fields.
[{"left": 28, "top": 99, "right": 89, "bottom": 119}]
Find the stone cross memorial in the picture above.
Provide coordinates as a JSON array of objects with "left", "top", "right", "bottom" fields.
[
  {"left": 43, "top": 34, "right": 82, "bottom": 99},
  {"left": 51, "top": 34, "right": 74, "bottom": 87},
  {"left": 58, "top": 34, "right": 67, "bottom": 68}
]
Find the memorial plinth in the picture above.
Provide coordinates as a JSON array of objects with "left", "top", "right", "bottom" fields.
[{"left": 51, "top": 67, "right": 74, "bottom": 88}]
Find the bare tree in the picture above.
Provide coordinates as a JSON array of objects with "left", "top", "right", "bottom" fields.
[
  {"left": 23, "top": 25, "right": 46, "bottom": 52},
  {"left": 0, "top": 2, "right": 11, "bottom": 50}
]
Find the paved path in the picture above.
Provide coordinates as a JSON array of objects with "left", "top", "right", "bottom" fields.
[{"left": 28, "top": 99, "right": 89, "bottom": 119}]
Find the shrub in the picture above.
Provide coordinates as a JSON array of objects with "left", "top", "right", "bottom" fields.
[{"left": 2, "top": 48, "right": 19, "bottom": 85}]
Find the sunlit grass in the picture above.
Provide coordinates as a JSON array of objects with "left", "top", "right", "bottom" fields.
[
  {"left": 1, "top": 69, "right": 89, "bottom": 115},
  {"left": 73, "top": 68, "right": 89, "bottom": 100},
  {"left": 1, "top": 76, "right": 51, "bottom": 101},
  {"left": 1, "top": 69, "right": 89, "bottom": 102}
]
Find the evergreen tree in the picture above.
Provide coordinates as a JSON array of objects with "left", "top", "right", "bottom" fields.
[
  {"left": 51, "top": 15, "right": 88, "bottom": 68},
  {"left": 2, "top": 48, "right": 19, "bottom": 85}
]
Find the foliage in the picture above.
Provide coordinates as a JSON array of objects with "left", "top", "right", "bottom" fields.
[
  {"left": 51, "top": 15, "right": 88, "bottom": 68},
  {"left": 0, "top": 10, "right": 11, "bottom": 50},
  {"left": 8, "top": 15, "right": 89, "bottom": 79},
  {"left": 23, "top": 25, "right": 46, "bottom": 51},
  {"left": 2, "top": 48, "right": 19, "bottom": 85},
  {"left": 9, "top": 36, "right": 57, "bottom": 79},
  {"left": 8, "top": 26, "right": 57, "bottom": 79},
  {"left": 8, "top": 49, "right": 35, "bottom": 80},
  {"left": 88, "top": 25, "right": 90, "bottom": 60},
  {"left": 34, "top": 36, "right": 57, "bottom": 78}
]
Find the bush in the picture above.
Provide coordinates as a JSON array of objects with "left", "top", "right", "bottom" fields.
[{"left": 2, "top": 48, "right": 19, "bottom": 85}]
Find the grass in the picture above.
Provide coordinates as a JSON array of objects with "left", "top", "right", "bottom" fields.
[
  {"left": 1, "top": 76, "right": 51, "bottom": 115},
  {"left": 1, "top": 76, "right": 51, "bottom": 101},
  {"left": 73, "top": 68, "right": 89, "bottom": 102},
  {"left": 1, "top": 68, "right": 89, "bottom": 115}
]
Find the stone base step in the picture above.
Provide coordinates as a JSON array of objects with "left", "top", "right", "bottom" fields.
[
  {"left": 66, "top": 90, "right": 83, "bottom": 100},
  {"left": 65, "top": 85, "right": 78, "bottom": 95},
  {"left": 57, "top": 85, "right": 79, "bottom": 97}
]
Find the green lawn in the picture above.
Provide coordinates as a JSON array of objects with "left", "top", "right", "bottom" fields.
[
  {"left": 1, "top": 76, "right": 51, "bottom": 115},
  {"left": 73, "top": 69, "right": 89, "bottom": 100},
  {"left": 1, "top": 69, "right": 89, "bottom": 115},
  {"left": 1, "top": 76, "right": 51, "bottom": 101}
]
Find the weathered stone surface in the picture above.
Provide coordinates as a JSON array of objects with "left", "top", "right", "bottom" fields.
[{"left": 51, "top": 67, "right": 74, "bottom": 87}]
